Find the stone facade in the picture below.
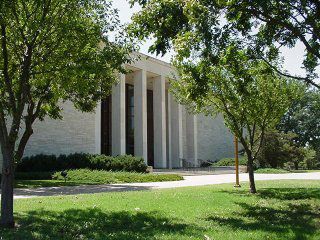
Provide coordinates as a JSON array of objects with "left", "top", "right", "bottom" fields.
[
  {"left": 197, "top": 114, "right": 234, "bottom": 162},
  {"left": 24, "top": 101, "right": 97, "bottom": 157}
]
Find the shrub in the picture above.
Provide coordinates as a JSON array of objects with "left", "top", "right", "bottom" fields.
[
  {"left": 16, "top": 153, "right": 147, "bottom": 173},
  {"left": 255, "top": 168, "right": 290, "bottom": 174},
  {"left": 52, "top": 169, "right": 183, "bottom": 184},
  {"left": 15, "top": 172, "right": 53, "bottom": 180},
  {"left": 257, "top": 130, "right": 319, "bottom": 170},
  {"left": 16, "top": 154, "right": 57, "bottom": 172},
  {"left": 0, "top": 172, "right": 53, "bottom": 181},
  {"left": 213, "top": 157, "right": 247, "bottom": 167}
]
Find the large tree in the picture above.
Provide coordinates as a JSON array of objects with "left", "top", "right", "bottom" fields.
[
  {"left": 129, "top": 0, "right": 320, "bottom": 88},
  {"left": 128, "top": 0, "right": 302, "bottom": 193},
  {"left": 278, "top": 88, "right": 320, "bottom": 149},
  {"left": 277, "top": 88, "right": 320, "bottom": 165},
  {"left": 170, "top": 45, "right": 301, "bottom": 193},
  {"left": 0, "top": 0, "right": 132, "bottom": 227}
]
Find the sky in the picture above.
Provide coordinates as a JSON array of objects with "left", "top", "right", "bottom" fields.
[{"left": 112, "top": 0, "right": 316, "bottom": 79}]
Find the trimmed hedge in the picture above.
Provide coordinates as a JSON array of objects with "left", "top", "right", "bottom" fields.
[
  {"left": 212, "top": 157, "right": 248, "bottom": 166},
  {"left": 255, "top": 168, "right": 290, "bottom": 174},
  {"left": 52, "top": 169, "right": 183, "bottom": 184},
  {"left": 15, "top": 172, "right": 53, "bottom": 180},
  {"left": 16, "top": 153, "right": 147, "bottom": 173}
]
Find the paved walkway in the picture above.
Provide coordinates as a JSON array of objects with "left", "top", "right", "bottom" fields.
[{"left": 11, "top": 172, "right": 320, "bottom": 199}]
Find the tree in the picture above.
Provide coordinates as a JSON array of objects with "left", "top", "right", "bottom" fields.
[
  {"left": 257, "top": 130, "right": 316, "bottom": 170},
  {"left": 129, "top": 0, "right": 320, "bottom": 88},
  {"left": 278, "top": 89, "right": 320, "bottom": 152},
  {"left": 0, "top": 0, "right": 132, "bottom": 228},
  {"left": 169, "top": 45, "right": 301, "bottom": 193},
  {"left": 277, "top": 89, "right": 320, "bottom": 168},
  {"left": 129, "top": 0, "right": 302, "bottom": 193}
]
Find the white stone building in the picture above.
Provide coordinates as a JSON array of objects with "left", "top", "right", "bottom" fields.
[{"left": 1, "top": 54, "right": 235, "bottom": 169}]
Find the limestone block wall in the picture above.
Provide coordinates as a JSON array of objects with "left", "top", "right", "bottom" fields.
[
  {"left": 197, "top": 114, "right": 234, "bottom": 162},
  {"left": 23, "top": 101, "right": 97, "bottom": 157}
]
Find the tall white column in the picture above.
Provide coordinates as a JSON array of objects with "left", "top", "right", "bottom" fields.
[
  {"left": 153, "top": 76, "right": 167, "bottom": 168},
  {"left": 168, "top": 93, "right": 183, "bottom": 168},
  {"left": 112, "top": 73, "right": 126, "bottom": 156},
  {"left": 186, "top": 112, "right": 198, "bottom": 166},
  {"left": 134, "top": 69, "right": 148, "bottom": 163}
]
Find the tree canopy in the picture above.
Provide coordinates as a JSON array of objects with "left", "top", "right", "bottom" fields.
[
  {"left": 278, "top": 89, "right": 320, "bottom": 151},
  {"left": 129, "top": 0, "right": 320, "bottom": 88},
  {"left": 129, "top": 0, "right": 304, "bottom": 193},
  {"left": 0, "top": 0, "right": 133, "bottom": 227},
  {"left": 170, "top": 45, "right": 302, "bottom": 193}
]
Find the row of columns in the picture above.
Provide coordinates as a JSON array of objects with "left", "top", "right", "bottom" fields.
[{"left": 109, "top": 70, "right": 198, "bottom": 168}]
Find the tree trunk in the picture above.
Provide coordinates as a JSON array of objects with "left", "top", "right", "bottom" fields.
[
  {"left": 294, "top": 161, "right": 299, "bottom": 170},
  {"left": 1, "top": 148, "right": 15, "bottom": 228},
  {"left": 247, "top": 154, "right": 257, "bottom": 194}
]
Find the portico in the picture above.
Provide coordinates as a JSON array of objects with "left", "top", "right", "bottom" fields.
[
  {"left": 7, "top": 53, "right": 235, "bottom": 171},
  {"left": 99, "top": 55, "right": 198, "bottom": 168}
]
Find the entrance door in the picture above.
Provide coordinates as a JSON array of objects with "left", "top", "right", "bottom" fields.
[
  {"left": 126, "top": 84, "right": 135, "bottom": 155},
  {"left": 147, "top": 90, "right": 154, "bottom": 166},
  {"left": 101, "top": 96, "right": 112, "bottom": 155}
]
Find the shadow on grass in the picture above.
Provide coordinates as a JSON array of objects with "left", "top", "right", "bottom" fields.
[
  {"left": 1, "top": 208, "right": 202, "bottom": 240},
  {"left": 257, "top": 187, "right": 320, "bottom": 200},
  {"left": 207, "top": 187, "right": 320, "bottom": 240},
  {"left": 14, "top": 180, "right": 88, "bottom": 189},
  {"left": 219, "top": 187, "right": 320, "bottom": 201}
]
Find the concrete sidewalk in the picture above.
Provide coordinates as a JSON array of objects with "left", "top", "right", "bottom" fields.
[{"left": 11, "top": 172, "right": 320, "bottom": 199}]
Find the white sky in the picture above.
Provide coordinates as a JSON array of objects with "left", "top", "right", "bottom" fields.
[{"left": 113, "top": 0, "right": 316, "bottom": 79}]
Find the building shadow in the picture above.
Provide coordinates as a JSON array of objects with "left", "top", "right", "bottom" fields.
[
  {"left": 13, "top": 184, "right": 154, "bottom": 198},
  {"left": 257, "top": 187, "right": 320, "bottom": 200},
  {"left": 1, "top": 208, "right": 203, "bottom": 240},
  {"left": 218, "top": 187, "right": 320, "bottom": 201}
]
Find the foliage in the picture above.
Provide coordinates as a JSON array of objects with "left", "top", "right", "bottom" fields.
[
  {"left": 1, "top": 180, "right": 320, "bottom": 239},
  {"left": 0, "top": 0, "right": 133, "bottom": 226},
  {"left": 212, "top": 157, "right": 247, "bottom": 167},
  {"left": 257, "top": 130, "right": 318, "bottom": 170},
  {"left": 0, "top": 0, "right": 133, "bottom": 160},
  {"left": 0, "top": 172, "right": 52, "bottom": 182},
  {"left": 129, "top": 0, "right": 303, "bottom": 193},
  {"left": 278, "top": 89, "right": 320, "bottom": 158},
  {"left": 129, "top": 0, "right": 320, "bottom": 88},
  {"left": 255, "top": 168, "right": 290, "bottom": 174},
  {"left": 52, "top": 169, "right": 183, "bottom": 184},
  {"left": 14, "top": 171, "right": 53, "bottom": 180},
  {"left": 16, "top": 154, "right": 148, "bottom": 173},
  {"left": 170, "top": 45, "right": 301, "bottom": 193}
]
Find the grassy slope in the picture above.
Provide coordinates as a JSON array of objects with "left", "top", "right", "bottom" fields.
[{"left": 1, "top": 180, "right": 320, "bottom": 240}]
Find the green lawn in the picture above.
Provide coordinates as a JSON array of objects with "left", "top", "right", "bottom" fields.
[
  {"left": 255, "top": 168, "right": 320, "bottom": 174},
  {"left": 1, "top": 180, "right": 319, "bottom": 239}
]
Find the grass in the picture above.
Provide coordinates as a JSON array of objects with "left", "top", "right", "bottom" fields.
[
  {"left": 14, "top": 169, "right": 183, "bottom": 189},
  {"left": 255, "top": 168, "right": 320, "bottom": 174},
  {"left": 1, "top": 180, "right": 319, "bottom": 239}
]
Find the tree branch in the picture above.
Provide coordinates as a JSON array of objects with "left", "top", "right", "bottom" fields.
[
  {"left": 1, "top": 24, "right": 17, "bottom": 111},
  {"left": 258, "top": 54, "right": 320, "bottom": 89}
]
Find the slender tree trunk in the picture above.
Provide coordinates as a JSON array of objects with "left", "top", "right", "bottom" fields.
[
  {"left": 294, "top": 161, "right": 299, "bottom": 170},
  {"left": 247, "top": 153, "right": 257, "bottom": 194},
  {"left": 1, "top": 147, "right": 15, "bottom": 228}
]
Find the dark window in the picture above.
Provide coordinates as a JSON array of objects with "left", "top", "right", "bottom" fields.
[
  {"left": 126, "top": 84, "right": 134, "bottom": 155},
  {"left": 147, "top": 89, "right": 154, "bottom": 166},
  {"left": 101, "top": 96, "right": 112, "bottom": 155}
]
